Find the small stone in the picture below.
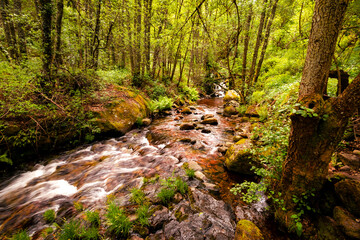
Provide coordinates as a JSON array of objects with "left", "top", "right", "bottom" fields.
[
  {"left": 218, "top": 147, "right": 228, "bottom": 155},
  {"left": 233, "top": 136, "right": 242, "bottom": 142},
  {"left": 188, "top": 160, "right": 202, "bottom": 171},
  {"left": 163, "top": 111, "right": 172, "bottom": 115},
  {"left": 189, "top": 106, "right": 196, "bottom": 110},
  {"left": 142, "top": 118, "right": 152, "bottom": 126},
  {"left": 201, "top": 118, "right": 218, "bottom": 125},
  {"left": 195, "top": 171, "right": 207, "bottom": 181},
  {"left": 201, "top": 129, "right": 211, "bottom": 134},
  {"left": 339, "top": 165, "right": 351, "bottom": 172},
  {"left": 201, "top": 114, "right": 214, "bottom": 120},
  {"left": 353, "top": 150, "right": 360, "bottom": 155},
  {"left": 179, "top": 138, "right": 192, "bottom": 143},
  {"left": 181, "top": 107, "right": 192, "bottom": 114},
  {"left": 180, "top": 123, "right": 196, "bottom": 130}
]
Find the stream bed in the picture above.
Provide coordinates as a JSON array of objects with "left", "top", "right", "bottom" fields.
[{"left": 0, "top": 98, "right": 287, "bottom": 239}]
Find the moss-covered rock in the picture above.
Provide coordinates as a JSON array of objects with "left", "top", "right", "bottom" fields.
[
  {"left": 224, "top": 90, "right": 240, "bottom": 102},
  {"left": 245, "top": 105, "right": 259, "bottom": 117},
  {"left": 235, "top": 220, "right": 263, "bottom": 240},
  {"left": 92, "top": 87, "right": 149, "bottom": 135},
  {"left": 224, "top": 139, "right": 261, "bottom": 175},
  {"left": 317, "top": 216, "right": 346, "bottom": 240},
  {"left": 224, "top": 105, "right": 238, "bottom": 117},
  {"left": 334, "top": 179, "right": 360, "bottom": 217}
]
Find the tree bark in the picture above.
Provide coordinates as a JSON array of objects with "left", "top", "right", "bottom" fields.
[
  {"left": 0, "top": 0, "right": 18, "bottom": 60},
  {"left": 92, "top": 0, "right": 101, "bottom": 69},
  {"left": 276, "top": 0, "right": 352, "bottom": 231},
  {"left": 133, "top": 0, "right": 142, "bottom": 81},
  {"left": 39, "top": 0, "right": 53, "bottom": 82},
  {"left": 144, "top": 0, "right": 152, "bottom": 75},
  {"left": 55, "top": 0, "right": 64, "bottom": 66},
  {"left": 13, "top": 0, "right": 27, "bottom": 59},
  {"left": 247, "top": 0, "right": 268, "bottom": 86},
  {"left": 241, "top": 3, "right": 252, "bottom": 102}
]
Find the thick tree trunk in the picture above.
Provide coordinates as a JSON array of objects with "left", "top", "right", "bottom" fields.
[
  {"left": 241, "top": 3, "right": 252, "bottom": 102},
  {"left": 276, "top": 0, "right": 351, "bottom": 230}
]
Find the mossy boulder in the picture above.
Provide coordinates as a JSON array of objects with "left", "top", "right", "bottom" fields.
[
  {"left": 224, "top": 105, "right": 238, "bottom": 117},
  {"left": 92, "top": 87, "right": 149, "bottom": 135},
  {"left": 224, "top": 90, "right": 240, "bottom": 102},
  {"left": 333, "top": 206, "right": 360, "bottom": 239},
  {"left": 334, "top": 179, "right": 360, "bottom": 217},
  {"left": 235, "top": 220, "right": 263, "bottom": 240},
  {"left": 245, "top": 105, "right": 259, "bottom": 117},
  {"left": 224, "top": 139, "right": 261, "bottom": 175}
]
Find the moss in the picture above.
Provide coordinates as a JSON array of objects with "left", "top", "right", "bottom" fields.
[
  {"left": 174, "top": 209, "right": 189, "bottom": 222},
  {"left": 235, "top": 220, "right": 264, "bottom": 240}
]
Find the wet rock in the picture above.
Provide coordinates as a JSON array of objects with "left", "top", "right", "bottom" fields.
[
  {"left": 203, "top": 182, "right": 219, "bottom": 192},
  {"left": 224, "top": 139, "right": 261, "bottom": 175},
  {"left": 339, "top": 165, "right": 351, "bottom": 172},
  {"left": 181, "top": 107, "right": 192, "bottom": 114},
  {"left": 354, "top": 150, "right": 360, "bottom": 155},
  {"left": 245, "top": 105, "right": 259, "bottom": 117},
  {"left": 179, "top": 138, "right": 196, "bottom": 144},
  {"left": 142, "top": 118, "right": 152, "bottom": 126},
  {"left": 180, "top": 123, "right": 196, "bottom": 130},
  {"left": 334, "top": 179, "right": 360, "bottom": 216},
  {"left": 338, "top": 152, "right": 360, "bottom": 170},
  {"left": 195, "top": 171, "right": 207, "bottom": 181},
  {"left": 317, "top": 216, "right": 346, "bottom": 240},
  {"left": 201, "top": 118, "right": 218, "bottom": 125},
  {"left": 201, "top": 114, "right": 214, "bottom": 120},
  {"left": 224, "top": 105, "right": 238, "bottom": 117},
  {"left": 333, "top": 206, "right": 360, "bottom": 239},
  {"left": 187, "top": 160, "right": 202, "bottom": 171},
  {"left": 189, "top": 106, "right": 197, "bottom": 110},
  {"left": 233, "top": 136, "right": 242, "bottom": 142},
  {"left": 201, "top": 129, "right": 211, "bottom": 134},
  {"left": 235, "top": 220, "right": 263, "bottom": 240},
  {"left": 225, "top": 128, "right": 235, "bottom": 134},
  {"left": 129, "top": 235, "right": 144, "bottom": 240},
  {"left": 218, "top": 147, "right": 228, "bottom": 155},
  {"left": 224, "top": 90, "right": 240, "bottom": 102},
  {"left": 163, "top": 111, "right": 172, "bottom": 115},
  {"left": 195, "top": 126, "right": 205, "bottom": 130}
]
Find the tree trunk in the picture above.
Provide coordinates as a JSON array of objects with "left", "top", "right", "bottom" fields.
[
  {"left": 92, "top": 0, "right": 101, "bottom": 69},
  {"left": 0, "top": 0, "right": 18, "bottom": 61},
  {"left": 144, "top": 0, "right": 152, "bottom": 75},
  {"left": 133, "top": 0, "right": 142, "bottom": 82},
  {"left": 13, "top": 0, "right": 27, "bottom": 59},
  {"left": 55, "top": 0, "right": 64, "bottom": 66},
  {"left": 241, "top": 3, "right": 252, "bottom": 102},
  {"left": 276, "top": 0, "right": 352, "bottom": 231},
  {"left": 39, "top": 0, "right": 53, "bottom": 83},
  {"left": 254, "top": 0, "right": 279, "bottom": 83},
  {"left": 247, "top": 0, "right": 268, "bottom": 86}
]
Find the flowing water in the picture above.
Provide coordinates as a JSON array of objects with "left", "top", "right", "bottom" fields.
[{"left": 0, "top": 98, "right": 285, "bottom": 239}]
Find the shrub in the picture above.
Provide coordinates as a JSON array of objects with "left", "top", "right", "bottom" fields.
[
  {"left": 130, "top": 188, "right": 146, "bottom": 205},
  {"left": 85, "top": 210, "right": 100, "bottom": 227},
  {"left": 96, "top": 68, "right": 130, "bottom": 86},
  {"left": 175, "top": 178, "right": 188, "bottom": 195},
  {"left": 105, "top": 201, "right": 132, "bottom": 237},
  {"left": 182, "top": 86, "right": 199, "bottom": 102},
  {"left": 43, "top": 209, "right": 56, "bottom": 224},
  {"left": 149, "top": 96, "right": 173, "bottom": 113},
  {"left": 150, "top": 84, "right": 167, "bottom": 99},
  {"left": 237, "top": 105, "right": 247, "bottom": 116},
  {"left": 258, "top": 105, "right": 268, "bottom": 122},
  {"left": 136, "top": 205, "right": 150, "bottom": 226},
  {"left": 10, "top": 230, "right": 30, "bottom": 240},
  {"left": 81, "top": 226, "right": 100, "bottom": 240}
]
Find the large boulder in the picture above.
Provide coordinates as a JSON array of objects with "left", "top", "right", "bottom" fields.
[
  {"left": 93, "top": 87, "right": 149, "bottom": 135},
  {"left": 224, "top": 90, "right": 240, "bottom": 102},
  {"left": 333, "top": 206, "right": 360, "bottom": 239},
  {"left": 334, "top": 179, "right": 360, "bottom": 217},
  {"left": 235, "top": 220, "right": 264, "bottom": 240},
  {"left": 224, "top": 139, "right": 261, "bottom": 175},
  {"left": 224, "top": 105, "right": 238, "bottom": 117},
  {"left": 316, "top": 216, "right": 346, "bottom": 240}
]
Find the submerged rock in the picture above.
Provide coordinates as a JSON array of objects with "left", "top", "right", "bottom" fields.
[
  {"left": 201, "top": 114, "right": 214, "bottom": 120},
  {"left": 234, "top": 220, "right": 263, "bottom": 240},
  {"left": 224, "top": 139, "right": 261, "bottom": 175},
  {"left": 181, "top": 107, "right": 192, "bottom": 114}
]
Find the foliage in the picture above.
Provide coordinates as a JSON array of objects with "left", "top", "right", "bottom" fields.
[
  {"left": 136, "top": 205, "right": 150, "bottom": 226},
  {"left": 149, "top": 83, "right": 167, "bottom": 100},
  {"left": 185, "top": 168, "right": 195, "bottom": 179},
  {"left": 85, "top": 210, "right": 100, "bottom": 227},
  {"left": 96, "top": 68, "right": 130, "bottom": 86},
  {"left": 10, "top": 230, "right": 30, "bottom": 240},
  {"left": 181, "top": 85, "right": 199, "bottom": 102},
  {"left": 157, "top": 187, "right": 176, "bottom": 205},
  {"left": 105, "top": 201, "right": 132, "bottom": 238},
  {"left": 43, "top": 209, "right": 56, "bottom": 223},
  {"left": 58, "top": 220, "right": 83, "bottom": 240},
  {"left": 74, "top": 201, "right": 84, "bottom": 212},
  {"left": 230, "top": 181, "right": 267, "bottom": 204},
  {"left": 148, "top": 96, "right": 173, "bottom": 113},
  {"left": 130, "top": 188, "right": 146, "bottom": 205},
  {"left": 0, "top": 152, "right": 12, "bottom": 165}
]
